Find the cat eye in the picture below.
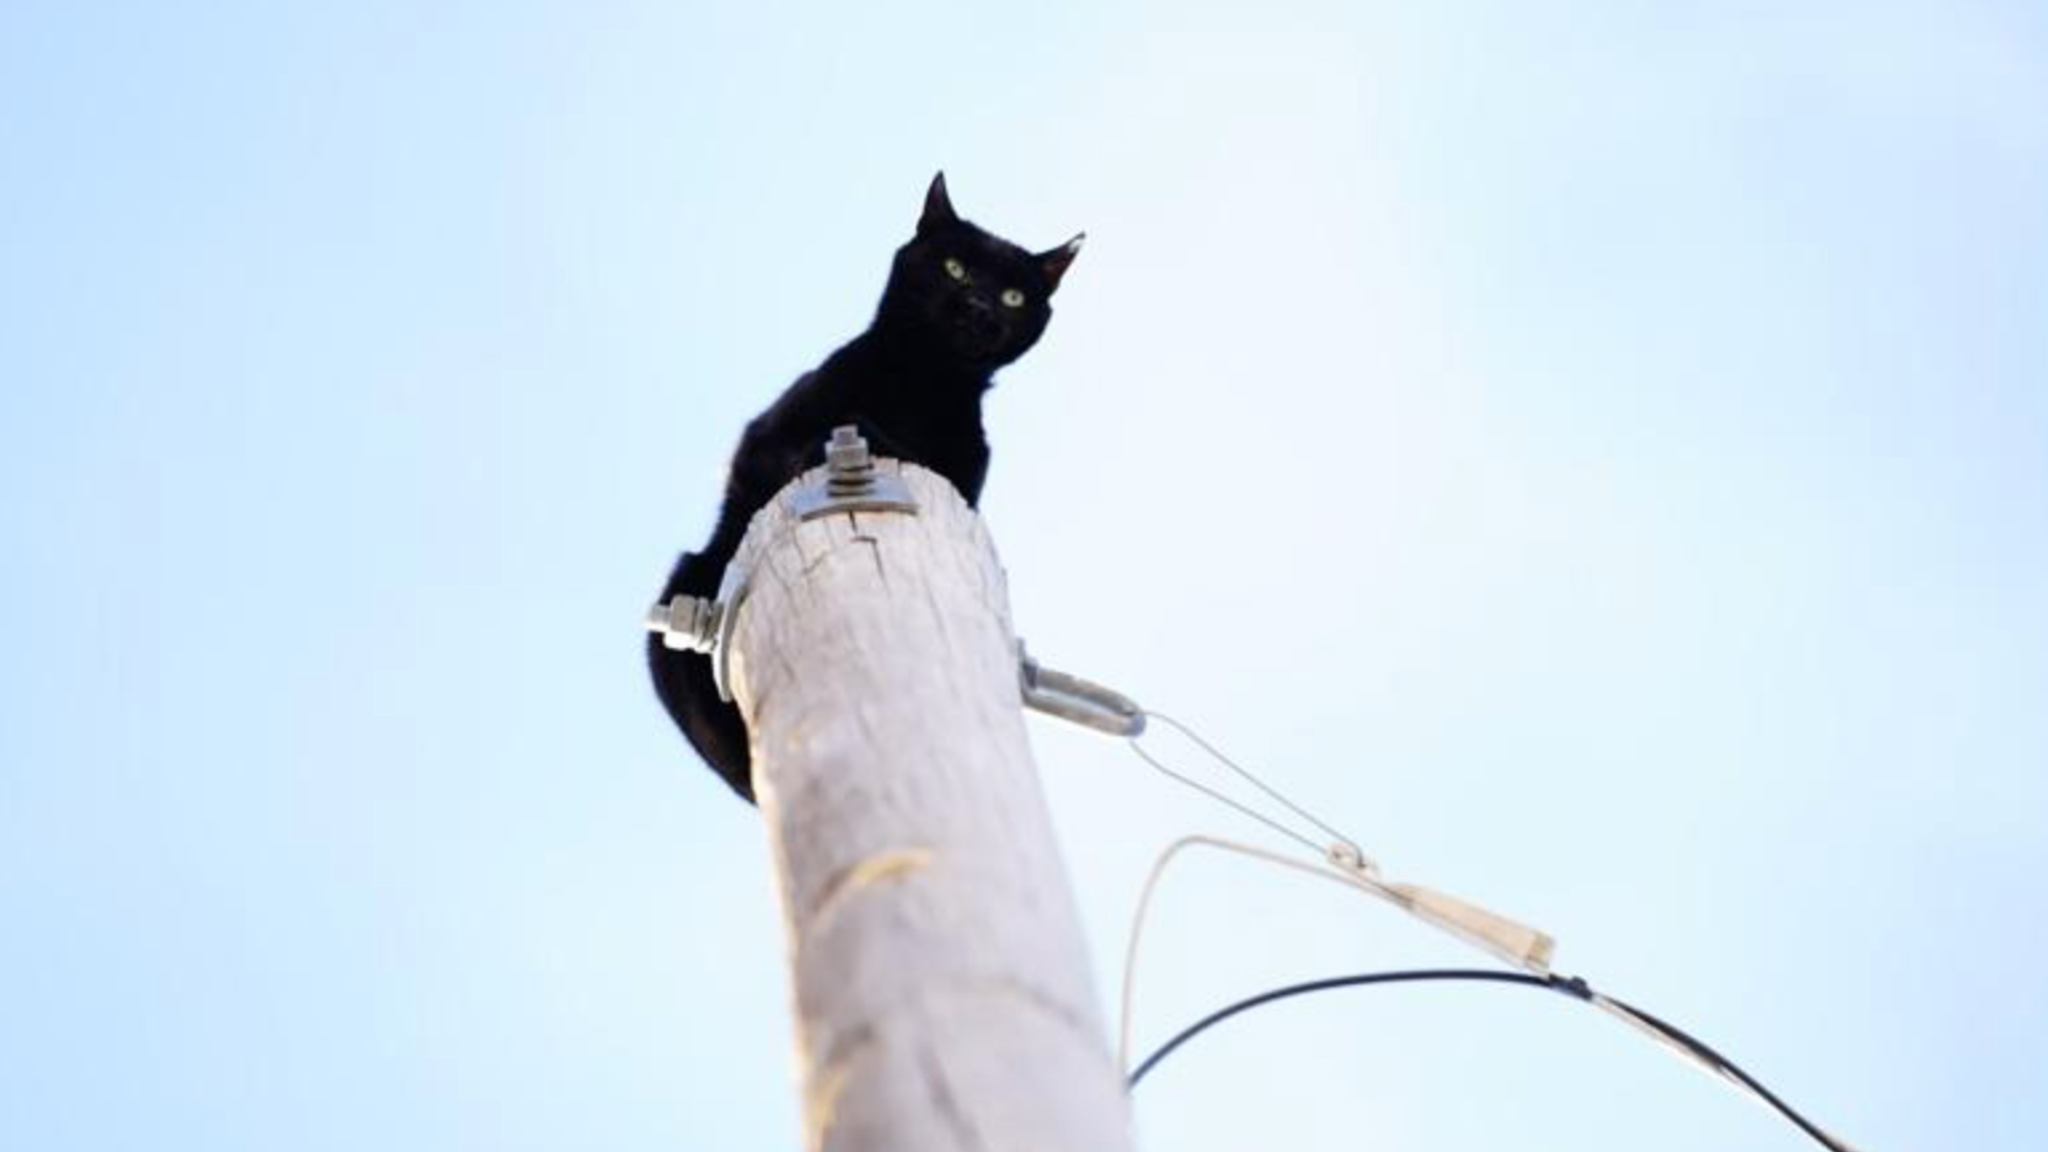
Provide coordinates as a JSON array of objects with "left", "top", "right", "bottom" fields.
[
  {"left": 944, "top": 257, "right": 967, "bottom": 281},
  {"left": 999, "top": 288, "right": 1026, "bottom": 309}
]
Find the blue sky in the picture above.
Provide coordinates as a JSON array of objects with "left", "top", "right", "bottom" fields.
[{"left": 3, "top": 2, "right": 2043, "bottom": 1150}]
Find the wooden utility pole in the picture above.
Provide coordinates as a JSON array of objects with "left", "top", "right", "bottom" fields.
[{"left": 682, "top": 433, "right": 1135, "bottom": 1152}]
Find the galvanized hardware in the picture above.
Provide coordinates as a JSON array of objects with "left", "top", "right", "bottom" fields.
[
  {"left": 1018, "top": 641, "right": 1147, "bottom": 738},
  {"left": 647, "top": 595, "right": 722, "bottom": 655},
  {"left": 1325, "top": 840, "right": 1378, "bottom": 878},
  {"left": 644, "top": 565, "right": 750, "bottom": 703},
  {"left": 791, "top": 425, "right": 919, "bottom": 520},
  {"left": 709, "top": 558, "right": 748, "bottom": 702}
]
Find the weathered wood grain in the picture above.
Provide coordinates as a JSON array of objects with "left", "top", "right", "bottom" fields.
[{"left": 725, "top": 461, "right": 1135, "bottom": 1152}]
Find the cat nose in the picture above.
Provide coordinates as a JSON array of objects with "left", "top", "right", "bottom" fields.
[{"left": 960, "top": 295, "right": 1002, "bottom": 339}]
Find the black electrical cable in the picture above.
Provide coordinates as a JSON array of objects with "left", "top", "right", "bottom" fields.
[
  {"left": 1126, "top": 968, "right": 1852, "bottom": 1152},
  {"left": 1124, "top": 969, "right": 1577, "bottom": 1087},
  {"left": 1594, "top": 991, "right": 1851, "bottom": 1152}
]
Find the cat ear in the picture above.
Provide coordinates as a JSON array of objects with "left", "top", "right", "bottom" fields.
[
  {"left": 919, "top": 171, "right": 958, "bottom": 234},
  {"left": 1038, "top": 233, "right": 1085, "bottom": 290}
]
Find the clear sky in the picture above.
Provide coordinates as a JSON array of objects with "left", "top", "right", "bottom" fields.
[{"left": 3, "top": 2, "right": 2043, "bottom": 1150}]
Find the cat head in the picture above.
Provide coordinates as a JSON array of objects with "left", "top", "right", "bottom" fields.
[{"left": 875, "top": 172, "right": 1083, "bottom": 370}]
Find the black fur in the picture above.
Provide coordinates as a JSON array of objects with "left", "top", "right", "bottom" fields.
[{"left": 649, "top": 173, "right": 1083, "bottom": 801}]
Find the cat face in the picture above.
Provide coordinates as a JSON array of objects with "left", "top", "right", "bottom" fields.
[{"left": 876, "top": 173, "right": 1083, "bottom": 370}]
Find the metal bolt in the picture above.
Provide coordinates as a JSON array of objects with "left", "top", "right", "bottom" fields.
[
  {"left": 791, "top": 424, "right": 918, "bottom": 521},
  {"left": 824, "top": 425, "right": 876, "bottom": 496},
  {"left": 646, "top": 595, "right": 721, "bottom": 654}
]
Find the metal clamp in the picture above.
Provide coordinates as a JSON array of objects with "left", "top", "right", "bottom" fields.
[
  {"left": 645, "top": 558, "right": 751, "bottom": 704},
  {"left": 790, "top": 425, "right": 919, "bottom": 521},
  {"left": 1019, "top": 641, "right": 1147, "bottom": 738},
  {"left": 652, "top": 425, "right": 915, "bottom": 702}
]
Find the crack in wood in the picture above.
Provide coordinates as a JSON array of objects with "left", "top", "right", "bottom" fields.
[
  {"left": 962, "top": 975, "right": 1104, "bottom": 1052},
  {"left": 731, "top": 461, "right": 1134, "bottom": 1152},
  {"left": 918, "top": 1045, "right": 989, "bottom": 1152}
]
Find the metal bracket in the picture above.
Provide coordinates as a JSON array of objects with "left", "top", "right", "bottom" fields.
[
  {"left": 1019, "top": 641, "right": 1147, "bottom": 738},
  {"left": 709, "top": 557, "right": 748, "bottom": 702},
  {"left": 651, "top": 424, "right": 914, "bottom": 702},
  {"left": 645, "top": 558, "right": 750, "bottom": 703},
  {"left": 790, "top": 425, "right": 919, "bottom": 520}
]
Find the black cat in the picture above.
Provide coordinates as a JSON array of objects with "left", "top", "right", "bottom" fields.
[{"left": 649, "top": 173, "right": 1083, "bottom": 802}]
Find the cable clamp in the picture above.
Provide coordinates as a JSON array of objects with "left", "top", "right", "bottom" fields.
[
  {"left": 1384, "top": 882, "right": 1556, "bottom": 973},
  {"left": 1324, "top": 839, "right": 1381, "bottom": 879}
]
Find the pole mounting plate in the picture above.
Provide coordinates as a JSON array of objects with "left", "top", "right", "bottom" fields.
[
  {"left": 791, "top": 475, "right": 919, "bottom": 520},
  {"left": 792, "top": 425, "right": 920, "bottom": 521}
]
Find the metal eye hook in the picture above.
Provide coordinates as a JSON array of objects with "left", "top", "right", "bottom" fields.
[{"left": 1018, "top": 641, "right": 1147, "bottom": 738}]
